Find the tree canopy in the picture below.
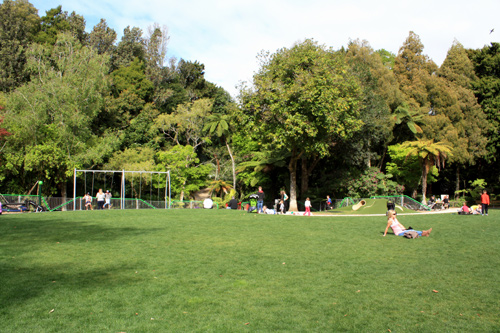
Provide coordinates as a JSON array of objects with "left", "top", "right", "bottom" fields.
[{"left": 0, "top": 4, "right": 497, "bottom": 206}]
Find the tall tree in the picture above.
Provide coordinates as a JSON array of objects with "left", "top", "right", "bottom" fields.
[
  {"left": 0, "top": 0, "right": 39, "bottom": 92},
  {"left": 2, "top": 33, "right": 119, "bottom": 196},
  {"left": 394, "top": 32, "right": 435, "bottom": 106},
  {"left": 438, "top": 41, "right": 488, "bottom": 192},
  {"left": 345, "top": 39, "right": 397, "bottom": 169},
  {"left": 155, "top": 98, "right": 213, "bottom": 151},
  {"left": 88, "top": 18, "right": 117, "bottom": 55},
  {"left": 467, "top": 43, "right": 500, "bottom": 163},
  {"left": 242, "top": 39, "right": 363, "bottom": 211},
  {"left": 34, "top": 5, "right": 86, "bottom": 45},
  {"left": 110, "top": 26, "right": 145, "bottom": 71}
]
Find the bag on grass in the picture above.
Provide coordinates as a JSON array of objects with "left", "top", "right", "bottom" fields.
[{"left": 403, "top": 230, "right": 419, "bottom": 239}]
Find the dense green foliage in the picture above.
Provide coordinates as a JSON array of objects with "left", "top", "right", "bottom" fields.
[
  {"left": 1, "top": 210, "right": 499, "bottom": 331},
  {"left": 0, "top": 2, "right": 499, "bottom": 204}
]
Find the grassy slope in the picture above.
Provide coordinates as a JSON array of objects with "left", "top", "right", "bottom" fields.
[
  {"left": 0, "top": 209, "right": 499, "bottom": 332},
  {"left": 330, "top": 198, "right": 415, "bottom": 215}
]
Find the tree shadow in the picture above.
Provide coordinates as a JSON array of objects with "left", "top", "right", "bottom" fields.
[{"left": 0, "top": 217, "right": 161, "bottom": 312}]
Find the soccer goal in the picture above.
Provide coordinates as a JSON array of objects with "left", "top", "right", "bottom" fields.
[{"left": 73, "top": 169, "right": 171, "bottom": 210}]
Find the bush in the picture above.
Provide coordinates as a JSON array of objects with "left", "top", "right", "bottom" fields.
[{"left": 344, "top": 168, "right": 404, "bottom": 198}]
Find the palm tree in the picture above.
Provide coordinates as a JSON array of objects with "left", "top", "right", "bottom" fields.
[
  {"left": 203, "top": 113, "right": 236, "bottom": 190},
  {"left": 208, "top": 179, "right": 233, "bottom": 198},
  {"left": 402, "top": 139, "right": 452, "bottom": 202},
  {"left": 392, "top": 103, "right": 424, "bottom": 136}
]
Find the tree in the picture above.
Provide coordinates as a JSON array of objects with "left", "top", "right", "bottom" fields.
[
  {"left": 2, "top": 33, "right": 119, "bottom": 196},
  {"left": 34, "top": 5, "right": 86, "bottom": 45},
  {"left": 156, "top": 145, "right": 211, "bottom": 201},
  {"left": 0, "top": 0, "right": 40, "bottom": 92},
  {"left": 386, "top": 143, "right": 436, "bottom": 198},
  {"left": 345, "top": 39, "right": 398, "bottom": 169},
  {"left": 208, "top": 179, "right": 233, "bottom": 198},
  {"left": 88, "top": 18, "right": 117, "bottom": 55},
  {"left": 203, "top": 111, "right": 237, "bottom": 190},
  {"left": 110, "top": 26, "right": 145, "bottom": 71},
  {"left": 242, "top": 39, "right": 363, "bottom": 211},
  {"left": 155, "top": 98, "right": 212, "bottom": 151},
  {"left": 467, "top": 43, "right": 500, "bottom": 162},
  {"left": 438, "top": 41, "right": 488, "bottom": 192},
  {"left": 401, "top": 139, "right": 452, "bottom": 202},
  {"left": 394, "top": 31, "right": 437, "bottom": 112}
]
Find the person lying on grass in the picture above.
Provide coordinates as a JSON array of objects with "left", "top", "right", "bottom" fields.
[{"left": 383, "top": 210, "right": 432, "bottom": 237}]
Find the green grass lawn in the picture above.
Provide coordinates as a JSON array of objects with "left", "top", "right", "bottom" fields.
[{"left": 1, "top": 209, "right": 499, "bottom": 332}]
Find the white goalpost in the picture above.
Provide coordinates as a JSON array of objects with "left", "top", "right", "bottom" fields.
[{"left": 73, "top": 169, "right": 171, "bottom": 210}]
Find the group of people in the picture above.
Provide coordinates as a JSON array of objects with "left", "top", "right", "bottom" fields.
[
  {"left": 82, "top": 189, "right": 112, "bottom": 210},
  {"left": 427, "top": 195, "right": 450, "bottom": 210},
  {"left": 251, "top": 186, "right": 313, "bottom": 215},
  {"left": 459, "top": 189, "right": 490, "bottom": 215}
]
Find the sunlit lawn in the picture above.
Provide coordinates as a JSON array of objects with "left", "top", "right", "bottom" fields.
[{"left": 1, "top": 209, "right": 499, "bottom": 332}]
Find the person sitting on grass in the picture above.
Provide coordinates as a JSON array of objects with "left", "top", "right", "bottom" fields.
[
  {"left": 459, "top": 202, "right": 470, "bottom": 214},
  {"left": 470, "top": 205, "right": 482, "bottom": 215},
  {"left": 383, "top": 210, "right": 432, "bottom": 237},
  {"left": 262, "top": 205, "right": 276, "bottom": 214}
]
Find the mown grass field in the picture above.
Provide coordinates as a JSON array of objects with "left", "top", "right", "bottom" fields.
[{"left": 1, "top": 209, "right": 499, "bottom": 332}]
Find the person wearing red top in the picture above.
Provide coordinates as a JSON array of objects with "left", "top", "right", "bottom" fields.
[{"left": 481, "top": 189, "right": 490, "bottom": 216}]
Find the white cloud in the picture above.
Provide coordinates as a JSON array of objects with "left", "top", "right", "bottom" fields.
[{"left": 30, "top": 0, "right": 500, "bottom": 97}]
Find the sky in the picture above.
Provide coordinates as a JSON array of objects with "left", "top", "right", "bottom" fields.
[{"left": 30, "top": 0, "right": 500, "bottom": 97}]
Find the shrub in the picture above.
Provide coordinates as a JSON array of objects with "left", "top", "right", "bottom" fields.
[{"left": 345, "top": 168, "right": 404, "bottom": 198}]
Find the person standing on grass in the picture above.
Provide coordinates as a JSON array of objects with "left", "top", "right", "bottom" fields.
[
  {"left": 481, "top": 189, "right": 490, "bottom": 216},
  {"left": 96, "top": 189, "right": 105, "bottom": 210},
  {"left": 103, "top": 190, "right": 112, "bottom": 209},
  {"left": 383, "top": 210, "right": 432, "bottom": 237},
  {"left": 304, "top": 197, "right": 312, "bottom": 216},
  {"left": 257, "top": 186, "right": 265, "bottom": 213},
  {"left": 279, "top": 199, "right": 285, "bottom": 214},
  {"left": 280, "top": 189, "right": 289, "bottom": 213}
]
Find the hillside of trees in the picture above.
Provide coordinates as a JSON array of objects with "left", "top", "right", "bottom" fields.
[{"left": 1, "top": 0, "right": 499, "bottom": 208}]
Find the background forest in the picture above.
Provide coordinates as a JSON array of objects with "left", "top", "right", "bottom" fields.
[{"left": 0, "top": 0, "right": 499, "bottom": 210}]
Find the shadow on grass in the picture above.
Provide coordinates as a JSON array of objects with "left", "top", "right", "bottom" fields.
[
  {"left": 2, "top": 217, "right": 161, "bottom": 245},
  {"left": 0, "top": 218, "right": 160, "bottom": 312}
]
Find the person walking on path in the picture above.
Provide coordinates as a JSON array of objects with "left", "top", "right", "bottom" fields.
[
  {"left": 481, "top": 189, "right": 490, "bottom": 216},
  {"left": 303, "top": 197, "right": 312, "bottom": 216}
]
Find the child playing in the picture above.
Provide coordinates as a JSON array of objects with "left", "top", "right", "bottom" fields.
[
  {"left": 279, "top": 200, "right": 285, "bottom": 214},
  {"left": 303, "top": 198, "right": 311, "bottom": 216}
]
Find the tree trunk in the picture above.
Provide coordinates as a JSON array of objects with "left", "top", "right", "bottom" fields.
[
  {"left": 301, "top": 158, "right": 307, "bottom": 198},
  {"left": 455, "top": 167, "right": 460, "bottom": 199},
  {"left": 226, "top": 139, "right": 236, "bottom": 191},
  {"left": 421, "top": 162, "right": 429, "bottom": 203},
  {"left": 288, "top": 148, "right": 302, "bottom": 212},
  {"left": 60, "top": 181, "right": 67, "bottom": 211},
  {"left": 301, "top": 156, "right": 320, "bottom": 196}
]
